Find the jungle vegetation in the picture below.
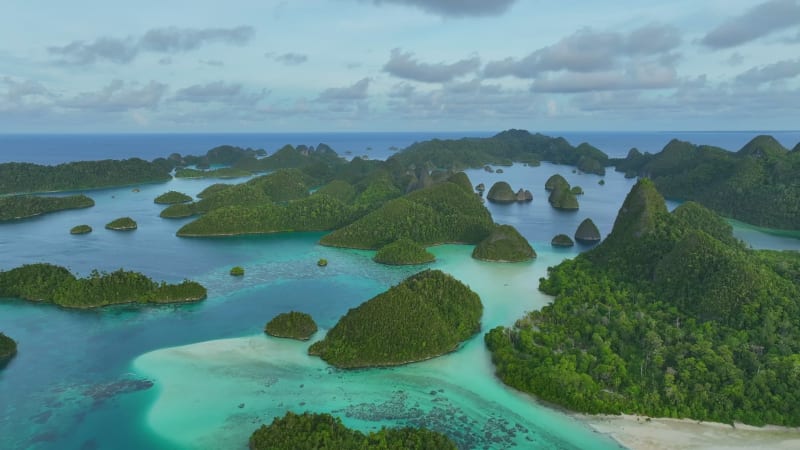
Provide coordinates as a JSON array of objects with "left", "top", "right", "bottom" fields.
[
  {"left": 472, "top": 224, "right": 536, "bottom": 262},
  {"left": 0, "top": 195, "right": 94, "bottom": 222},
  {"left": 264, "top": 312, "right": 318, "bottom": 340},
  {"left": 373, "top": 238, "right": 435, "bottom": 265}
]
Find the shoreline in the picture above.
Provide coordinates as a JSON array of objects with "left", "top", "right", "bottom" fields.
[{"left": 581, "top": 413, "right": 800, "bottom": 450}]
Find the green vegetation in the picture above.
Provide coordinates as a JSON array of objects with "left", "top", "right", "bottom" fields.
[
  {"left": 154, "top": 191, "right": 192, "bottom": 204},
  {"left": 551, "top": 234, "right": 575, "bottom": 247},
  {"left": 309, "top": 270, "right": 482, "bottom": 368},
  {"left": 320, "top": 182, "right": 493, "bottom": 249},
  {"left": 175, "top": 167, "right": 252, "bottom": 179},
  {"left": 0, "top": 263, "right": 206, "bottom": 309},
  {"left": 472, "top": 225, "right": 536, "bottom": 262},
  {"left": 0, "top": 159, "right": 171, "bottom": 194},
  {"left": 249, "top": 412, "right": 457, "bottom": 450},
  {"left": 373, "top": 238, "right": 435, "bottom": 265},
  {"left": 571, "top": 186, "right": 584, "bottom": 195},
  {"left": 548, "top": 187, "right": 579, "bottom": 210},
  {"left": 0, "top": 332, "right": 17, "bottom": 366},
  {"left": 230, "top": 266, "right": 245, "bottom": 276},
  {"left": 486, "top": 181, "right": 516, "bottom": 203},
  {"left": 264, "top": 312, "right": 318, "bottom": 340},
  {"left": 599, "top": 179, "right": 605, "bottom": 185},
  {"left": 545, "top": 174, "right": 570, "bottom": 192},
  {"left": 70, "top": 224, "right": 92, "bottom": 235},
  {"left": 388, "top": 129, "right": 608, "bottom": 174},
  {"left": 317, "top": 258, "right": 328, "bottom": 267},
  {"left": 160, "top": 203, "right": 195, "bottom": 219},
  {"left": 486, "top": 179, "right": 800, "bottom": 426},
  {"left": 106, "top": 217, "right": 137, "bottom": 231},
  {"left": 0, "top": 195, "right": 94, "bottom": 222},
  {"left": 574, "top": 218, "right": 600, "bottom": 243},
  {"left": 613, "top": 135, "right": 800, "bottom": 229},
  {"left": 197, "top": 183, "right": 231, "bottom": 198}
]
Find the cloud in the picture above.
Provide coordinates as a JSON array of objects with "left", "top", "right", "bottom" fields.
[
  {"left": 318, "top": 78, "right": 370, "bottom": 101},
  {"left": 199, "top": 59, "right": 225, "bottom": 67},
  {"left": 736, "top": 58, "right": 800, "bottom": 84},
  {"left": 368, "top": 0, "right": 516, "bottom": 17},
  {"left": 273, "top": 52, "right": 308, "bottom": 65},
  {"left": 484, "top": 24, "right": 680, "bottom": 78},
  {"left": 701, "top": 0, "right": 800, "bottom": 49},
  {"left": 60, "top": 80, "right": 167, "bottom": 111},
  {"left": 48, "top": 26, "right": 254, "bottom": 65},
  {"left": 531, "top": 62, "right": 678, "bottom": 93},
  {"left": 174, "top": 81, "right": 267, "bottom": 105},
  {"left": 1, "top": 77, "right": 53, "bottom": 103},
  {"left": 383, "top": 48, "right": 480, "bottom": 83}
]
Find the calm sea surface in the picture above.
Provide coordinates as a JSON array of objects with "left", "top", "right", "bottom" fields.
[{"left": 0, "top": 131, "right": 798, "bottom": 449}]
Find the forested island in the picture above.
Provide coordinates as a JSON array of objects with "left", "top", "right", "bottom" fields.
[
  {"left": 154, "top": 191, "right": 192, "bottom": 205},
  {"left": 0, "top": 195, "right": 94, "bottom": 222},
  {"left": 373, "top": 238, "right": 435, "bottom": 265},
  {"left": 106, "top": 217, "right": 137, "bottom": 231},
  {"left": 486, "top": 179, "right": 800, "bottom": 426},
  {"left": 70, "top": 224, "right": 92, "bottom": 235},
  {"left": 0, "top": 332, "right": 16, "bottom": 366},
  {"left": 614, "top": 135, "right": 800, "bottom": 229},
  {"left": 249, "top": 412, "right": 456, "bottom": 450},
  {"left": 308, "top": 270, "right": 482, "bottom": 368},
  {"left": 545, "top": 174, "right": 579, "bottom": 210},
  {"left": 0, "top": 263, "right": 206, "bottom": 308},
  {"left": 472, "top": 224, "right": 536, "bottom": 262},
  {"left": 264, "top": 312, "right": 318, "bottom": 341}
]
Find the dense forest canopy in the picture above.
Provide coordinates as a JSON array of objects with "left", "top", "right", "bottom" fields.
[
  {"left": 486, "top": 179, "right": 800, "bottom": 426},
  {"left": 0, "top": 332, "right": 17, "bottom": 365},
  {"left": 309, "top": 270, "right": 483, "bottom": 368},
  {"left": 373, "top": 238, "right": 435, "bottom": 265},
  {"left": 472, "top": 224, "right": 536, "bottom": 262},
  {"left": 264, "top": 312, "right": 318, "bottom": 341},
  {"left": 0, "top": 195, "right": 94, "bottom": 222},
  {"left": 249, "top": 412, "right": 457, "bottom": 450},
  {"left": 0, "top": 263, "right": 206, "bottom": 309}
]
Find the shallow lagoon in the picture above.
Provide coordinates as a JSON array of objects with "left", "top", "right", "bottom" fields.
[{"left": 2, "top": 162, "right": 798, "bottom": 449}]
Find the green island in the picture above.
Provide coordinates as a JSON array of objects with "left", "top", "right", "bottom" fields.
[
  {"left": 574, "top": 218, "right": 601, "bottom": 244},
  {"left": 545, "top": 174, "right": 579, "bottom": 210},
  {"left": 249, "top": 411, "right": 457, "bottom": 450},
  {"left": 486, "top": 179, "right": 800, "bottom": 426},
  {"left": 613, "top": 135, "right": 800, "bottom": 229},
  {"left": 486, "top": 181, "right": 532, "bottom": 203},
  {"left": 308, "top": 270, "right": 482, "bottom": 368},
  {"left": 264, "top": 312, "right": 318, "bottom": 341},
  {"left": 197, "top": 183, "right": 231, "bottom": 198},
  {"left": 472, "top": 224, "right": 536, "bottom": 262},
  {"left": 373, "top": 238, "right": 435, "bottom": 265},
  {"left": 154, "top": 191, "right": 193, "bottom": 205},
  {"left": 0, "top": 332, "right": 17, "bottom": 366},
  {"left": 175, "top": 167, "right": 252, "bottom": 179},
  {"left": 0, "top": 158, "right": 172, "bottom": 194},
  {"left": 0, "top": 263, "right": 206, "bottom": 309},
  {"left": 70, "top": 224, "right": 92, "bottom": 235},
  {"left": 551, "top": 233, "right": 575, "bottom": 247},
  {"left": 317, "top": 258, "right": 328, "bottom": 267},
  {"left": 0, "top": 194, "right": 94, "bottom": 222},
  {"left": 106, "top": 217, "right": 137, "bottom": 231},
  {"left": 230, "top": 266, "right": 245, "bottom": 276}
]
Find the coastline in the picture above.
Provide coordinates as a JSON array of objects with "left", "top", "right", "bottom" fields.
[{"left": 581, "top": 413, "right": 800, "bottom": 450}]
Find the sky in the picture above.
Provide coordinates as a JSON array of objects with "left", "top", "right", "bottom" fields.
[{"left": 1, "top": 0, "right": 799, "bottom": 132}]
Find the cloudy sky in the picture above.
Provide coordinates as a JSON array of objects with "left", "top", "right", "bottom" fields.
[{"left": 1, "top": 0, "right": 799, "bottom": 132}]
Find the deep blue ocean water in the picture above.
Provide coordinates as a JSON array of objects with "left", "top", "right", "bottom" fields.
[{"left": 0, "top": 131, "right": 799, "bottom": 449}]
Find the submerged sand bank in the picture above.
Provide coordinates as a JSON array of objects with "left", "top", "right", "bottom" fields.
[{"left": 583, "top": 413, "right": 800, "bottom": 450}]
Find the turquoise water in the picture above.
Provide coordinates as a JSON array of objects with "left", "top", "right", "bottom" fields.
[{"left": 2, "top": 161, "right": 798, "bottom": 449}]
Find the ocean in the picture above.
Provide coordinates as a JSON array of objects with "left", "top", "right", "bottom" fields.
[{"left": 0, "top": 131, "right": 798, "bottom": 450}]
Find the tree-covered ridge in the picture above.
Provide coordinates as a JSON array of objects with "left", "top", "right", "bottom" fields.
[
  {"left": 309, "top": 270, "right": 483, "bottom": 368},
  {"left": 249, "top": 411, "right": 457, "bottom": 450},
  {"left": 0, "top": 263, "right": 206, "bottom": 309},
  {"left": 0, "top": 159, "right": 171, "bottom": 195},
  {"left": 472, "top": 224, "right": 536, "bottom": 262},
  {"left": 320, "top": 181, "right": 494, "bottom": 249},
  {"left": 265, "top": 312, "right": 318, "bottom": 341},
  {"left": 0, "top": 195, "right": 94, "bottom": 222},
  {"left": 613, "top": 135, "right": 800, "bottom": 229},
  {"left": 373, "top": 238, "right": 435, "bottom": 265},
  {"left": 175, "top": 167, "right": 252, "bottom": 179},
  {"left": 486, "top": 179, "right": 800, "bottom": 426},
  {"left": 0, "top": 332, "right": 17, "bottom": 365},
  {"left": 388, "top": 129, "right": 609, "bottom": 175},
  {"left": 154, "top": 191, "right": 192, "bottom": 205}
]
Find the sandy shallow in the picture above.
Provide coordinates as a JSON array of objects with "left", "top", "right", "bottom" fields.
[{"left": 583, "top": 414, "right": 800, "bottom": 450}]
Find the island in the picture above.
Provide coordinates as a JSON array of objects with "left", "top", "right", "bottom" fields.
[
  {"left": 0, "top": 332, "right": 16, "bottom": 366},
  {"left": 264, "top": 312, "right": 318, "bottom": 340},
  {"left": 472, "top": 224, "right": 536, "bottom": 262},
  {"left": 0, "top": 263, "right": 207, "bottom": 308},
  {"left": 545, "top": 174, "right": 570, "bottom": 192},
  {"left": 308, "top": 270, "right": 482, "bottom": 368},
  {"left": 105, "top": 217, "right": 137, "bottom": 231},
  {"left": 574, "top": 218, "right": 600, "bottom": 244},
  {"left": 317, "top": 259, "right": 328, "bottom": 267},
  {"left": 373, "top": 238, "right": 435, "bottom": 265},
  {"left": 486, "top": 181, "right": 531, "bottom": 203},
  {"left": 0, "top": 195, "right": 94, "bottom": 222},
  {"left": 230, "top": 266, "right": 245, "bottom": 276},
  {"left": 175, "top": 167, "right": 252, "bottom": 179},
  {"left": 249, "top": 412, "right": 457, "bottom": 450},
  {"left": 486, "top": 179, "right": 800, "bottom": 427},
  {"left": 154, "top": 191, "right": 193, "bottom": 205},
  {"left": 545, "top": 174, "right": 579, "bottom": 210},
  {"left": 550, "top": 234, "right": 575, "bottom": 247},
  {"left": 70, "top": 224, "right": 92, "bottom": 235}
]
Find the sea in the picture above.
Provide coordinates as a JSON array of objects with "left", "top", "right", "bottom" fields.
[{"left": 0, "top": 131, "right": 799, "bottom": 450}]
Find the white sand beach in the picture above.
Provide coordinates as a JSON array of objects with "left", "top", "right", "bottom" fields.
[{"left": 584, "top": 414, "right": 800, "bottom": 450}]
